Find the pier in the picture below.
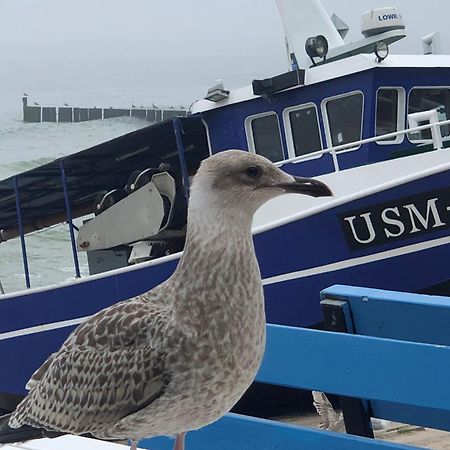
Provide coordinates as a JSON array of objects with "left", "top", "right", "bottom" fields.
[{"left": 22, "top": 97, "right": 187, "bottom": 123}]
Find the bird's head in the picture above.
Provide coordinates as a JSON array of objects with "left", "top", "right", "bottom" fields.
[{"left": 189, "top": 150, "right": 332, "bottom": 221}]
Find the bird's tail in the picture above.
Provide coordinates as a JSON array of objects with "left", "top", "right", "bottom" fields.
[{"left": 0, "top": 413, "right": 62, "bottom": 444}]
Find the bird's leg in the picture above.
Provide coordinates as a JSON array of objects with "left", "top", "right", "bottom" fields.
[
  {"left": 173, "top": 432, "right": 185, "bottom": 450},
  {"left": 130, "top": 439, "right": 138, "bottom": 450}
]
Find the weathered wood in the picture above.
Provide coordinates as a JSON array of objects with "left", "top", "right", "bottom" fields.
[
  {"left": 42, "top": 107, "right": 56, "bottom": 122},
  {"left": 58, "top": 107, "right": 73, "bottom": 122},
  {"left": 103, "top": 108, "right": 130, "bottom": 119},
  {"left": 88, "top": 108, "right": 102, "bottom": 120},
  {"left": 23, "top": 106, "right": 41, "bottom": 123}
]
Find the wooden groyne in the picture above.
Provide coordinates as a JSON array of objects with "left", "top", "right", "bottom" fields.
[{"left": 22, "top": 97, "right": 187, "bottom": 123}]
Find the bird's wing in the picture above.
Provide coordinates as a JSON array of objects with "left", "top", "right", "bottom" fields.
[
  {"left": 312, "top": 391, "right": 344, "bottom": 431},
  {"left": 25, "top": 295, "right": 167, "bottom": 390},
  {"left": 63, "top": 294, "right": 167, "bottom": 349},
  {"left": 26, "top": 353, "right": 56, "bottom": 390},
  {"left": 10, "top": 344, "right": 167, "bottom": 435},
  {"left": 13, "top": 295, "right": 171, "bottom": 434}
]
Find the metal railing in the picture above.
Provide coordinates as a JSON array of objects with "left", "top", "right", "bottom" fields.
[{"left": 277, "top": 117, "right": 450, "bottom": 172}]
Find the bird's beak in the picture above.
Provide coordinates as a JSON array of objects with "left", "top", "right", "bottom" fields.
[{"left": 277, "top": 176, "right": 333, "bottom": 197}]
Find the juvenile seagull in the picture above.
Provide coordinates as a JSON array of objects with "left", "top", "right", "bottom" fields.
[{"left": 0, "top": 150, "right": 332, "bottom": 450}]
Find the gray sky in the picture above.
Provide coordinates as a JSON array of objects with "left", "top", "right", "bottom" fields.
[
  {"left": 1, "top": 1, "right": 448, "bottom": 60},
  {"left": 0, "top": 1, "right": 449, "bottom": 101}
]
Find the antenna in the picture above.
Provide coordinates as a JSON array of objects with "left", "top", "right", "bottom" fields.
[{"left": 422, "top": 32, "right": 442, "bottom": 55}]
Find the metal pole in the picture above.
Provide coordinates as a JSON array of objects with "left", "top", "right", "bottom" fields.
[
  {"left": 60, "top": 161, "right": 81, "bottom": 278},
  {"left": 13, "top": 176, "right": 31, "bottom": 288},
  {"left": 173, "top": 117, "right": 190, "bottom": 199}
]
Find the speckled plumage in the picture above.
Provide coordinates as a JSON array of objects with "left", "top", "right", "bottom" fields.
[{"left": 7, "top": 150, "right": 331, "bottom": 444}]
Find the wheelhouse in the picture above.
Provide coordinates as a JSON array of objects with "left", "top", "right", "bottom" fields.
[{"left": 195, "top": 55, "right": 450, "bottom": 176}]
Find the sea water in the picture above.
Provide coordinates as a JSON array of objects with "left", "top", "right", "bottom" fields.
[{"left": 0, "top": 54, "right": 262, "bottom": 294}]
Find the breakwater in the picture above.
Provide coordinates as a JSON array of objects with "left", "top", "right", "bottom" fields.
[{"left": 22, "top": 97, "right": 187, "bottom": 123}]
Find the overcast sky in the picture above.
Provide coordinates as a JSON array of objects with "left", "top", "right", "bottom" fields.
[
  {"left": 1, "top": 0, "right": 448, "bottom": 60},
  {"left": 0, "top": 0, "right": 449, "bottom": 103}
]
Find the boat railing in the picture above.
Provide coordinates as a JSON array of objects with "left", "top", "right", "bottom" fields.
[
  {"left": 278, "top": 117, "right": 450, "bottom": 172},
  {"left": 1, "top": 117, "right": 195, "bottom": 293}
]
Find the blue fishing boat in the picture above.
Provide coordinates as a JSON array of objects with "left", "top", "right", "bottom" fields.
[{"left": 1, "top": 0, "right": 450, "bottom": 405}]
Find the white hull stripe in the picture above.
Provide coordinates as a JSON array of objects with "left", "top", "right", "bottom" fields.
[
  {"left": 262, "top": 235, "right": 450, "bottom": 286},
  {"left": 2, "top": 235, "right": 450, "bottom": 342},
  {"left": 0, "top": 316, "right": 91, "bottom": 342}
]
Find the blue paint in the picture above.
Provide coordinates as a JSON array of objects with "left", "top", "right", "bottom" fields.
[
  {"left": 13, "top": 177, "right": 30, "bottom": 289},
  {"left": 202, "top": 66, "right": 450, "bottom": 177},
  {"left": 257, "top": 325, "right": 450, "bottom": 411},
  {"left": 319, "top": 285, "right": 450, "bottom": 430},
  {"left": 59, "top": 161, "right": 80, "bottom": 278},
  {"left": 2, "top": 168, "right": 450, "bottom": 393},
  {"left": 140, "top": 413, "right": 416, "bottom": 450},
  {"left": 321, "top": 285, "right": 450, "bottom": 344},
  {"left": 173, "top": 117, "right": 190, "bottom": 198}
]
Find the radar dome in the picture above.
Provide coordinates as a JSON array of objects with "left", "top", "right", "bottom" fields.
[{"left": 361, "top": 7, "right": 405, "bottom": 38}]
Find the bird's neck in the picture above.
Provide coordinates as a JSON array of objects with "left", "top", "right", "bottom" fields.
[
  {"left": 170, "top": 199, "right": 264, "bottom": 333},
  {"left": 178, "top": 198, "right": 255, "bottom": 268}
]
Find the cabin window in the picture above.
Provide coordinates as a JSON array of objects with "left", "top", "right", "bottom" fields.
[
  {"left": 323, "top": 92, "right": 363, "bottom": 149},
  {"left": 375, "top": 88, "right": 405, "bottom": 144},
  {"left": 408, "top": 88, "right": 450, "bottom": 141},
  {"left": 284, "top": 104, "right": 322, "bottom": 158},
  {"left": 246, "top": 113, "right": 284, "bottom": 162}
]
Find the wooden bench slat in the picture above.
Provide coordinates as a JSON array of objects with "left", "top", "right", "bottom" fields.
[
  {"left": 371, "top": 400, "right": 450, "bottom": 432},
  {"left": 256, "top": 325, "right": 450, "bottom": 411},
  {"left": 140, "top": 413, "right": 417, "bottom": 450},
  {"left": 321, "top": 285, "right": 450, "bottom": 345}
]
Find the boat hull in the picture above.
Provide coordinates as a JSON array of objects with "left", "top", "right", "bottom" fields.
[{"left": 1, "top": 167, "right": 450, "bottom": 395}]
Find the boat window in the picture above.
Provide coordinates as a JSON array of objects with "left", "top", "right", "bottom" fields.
[
  {"left": 408, "top": 88, "right": 450, "bottom": 141},
  {"left": 375, "top": 88, "right": 405, "bottom": 144},
  {"left": 324, "top": 92, "right": 363, "bottom": 149},
  {"left": 285, "top": 104, "right": 322, "bottom": 157},
  {"left": 246, "top": 113, "right": 284, "bottom": 162}
]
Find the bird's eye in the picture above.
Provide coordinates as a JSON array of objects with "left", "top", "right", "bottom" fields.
[{"left": 245, "top": 166, "right": 262, "bottom": 179}]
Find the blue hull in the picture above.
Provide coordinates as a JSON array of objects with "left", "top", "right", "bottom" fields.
[{"left": 1, "top": 169, "right": 450, "bottom": 395}]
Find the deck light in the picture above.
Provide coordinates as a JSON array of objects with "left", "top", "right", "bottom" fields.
[
  {"left": 205, "top": 80, "right": 230, "bottom": 102},
  {"left": 374, "top": 41, "right": 389, "bottom": 62},
  {"left": 305, "top": 35, "right": 329, "bottom": 65}
]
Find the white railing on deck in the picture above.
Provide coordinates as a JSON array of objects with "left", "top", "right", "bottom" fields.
[{"left": 277, "top": 117, "right": 450, "bottom": 172}]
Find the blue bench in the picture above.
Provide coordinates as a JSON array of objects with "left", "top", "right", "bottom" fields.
[
  {"left": 320, "top": 285, "right": 450, "bottom": 436},
  {"left": 140, "top": 286, "right": 450, "bottom": 450}
]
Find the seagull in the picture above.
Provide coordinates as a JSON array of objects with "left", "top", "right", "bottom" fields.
[
  {"left": 33, "top": 101, "right": 39, "bottom": 106},
  {"left": 312, "top": 391, "right": 388, "bottom": 432},
  {"left": 152, "top": 103, "right": 159, "bottom": 109},
  {"left": 0, "top": 150, "right": 332, "bottom": 450},
  {"left": 64, "top": 103, "right": 69, "bottom": 107},
  {"left": 312, "top": 391, "right": 345, "bottom": 432},
  {"left": 23, "top": 93, "right": 28, "bottom": 97}
]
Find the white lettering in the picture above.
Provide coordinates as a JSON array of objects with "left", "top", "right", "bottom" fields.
[
  {"left": 344, "top": 213, "right": 376, "bottom": 244},
  {"left": 403, "top": 198, "right": 445, "bottom": 233},
  {"left": 382, "top": 207, "right": 405, "bottom": 238}
]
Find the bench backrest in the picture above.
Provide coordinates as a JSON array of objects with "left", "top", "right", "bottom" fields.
[{"left": 318, "top": 285, "right": 450, "bottom": 431}]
